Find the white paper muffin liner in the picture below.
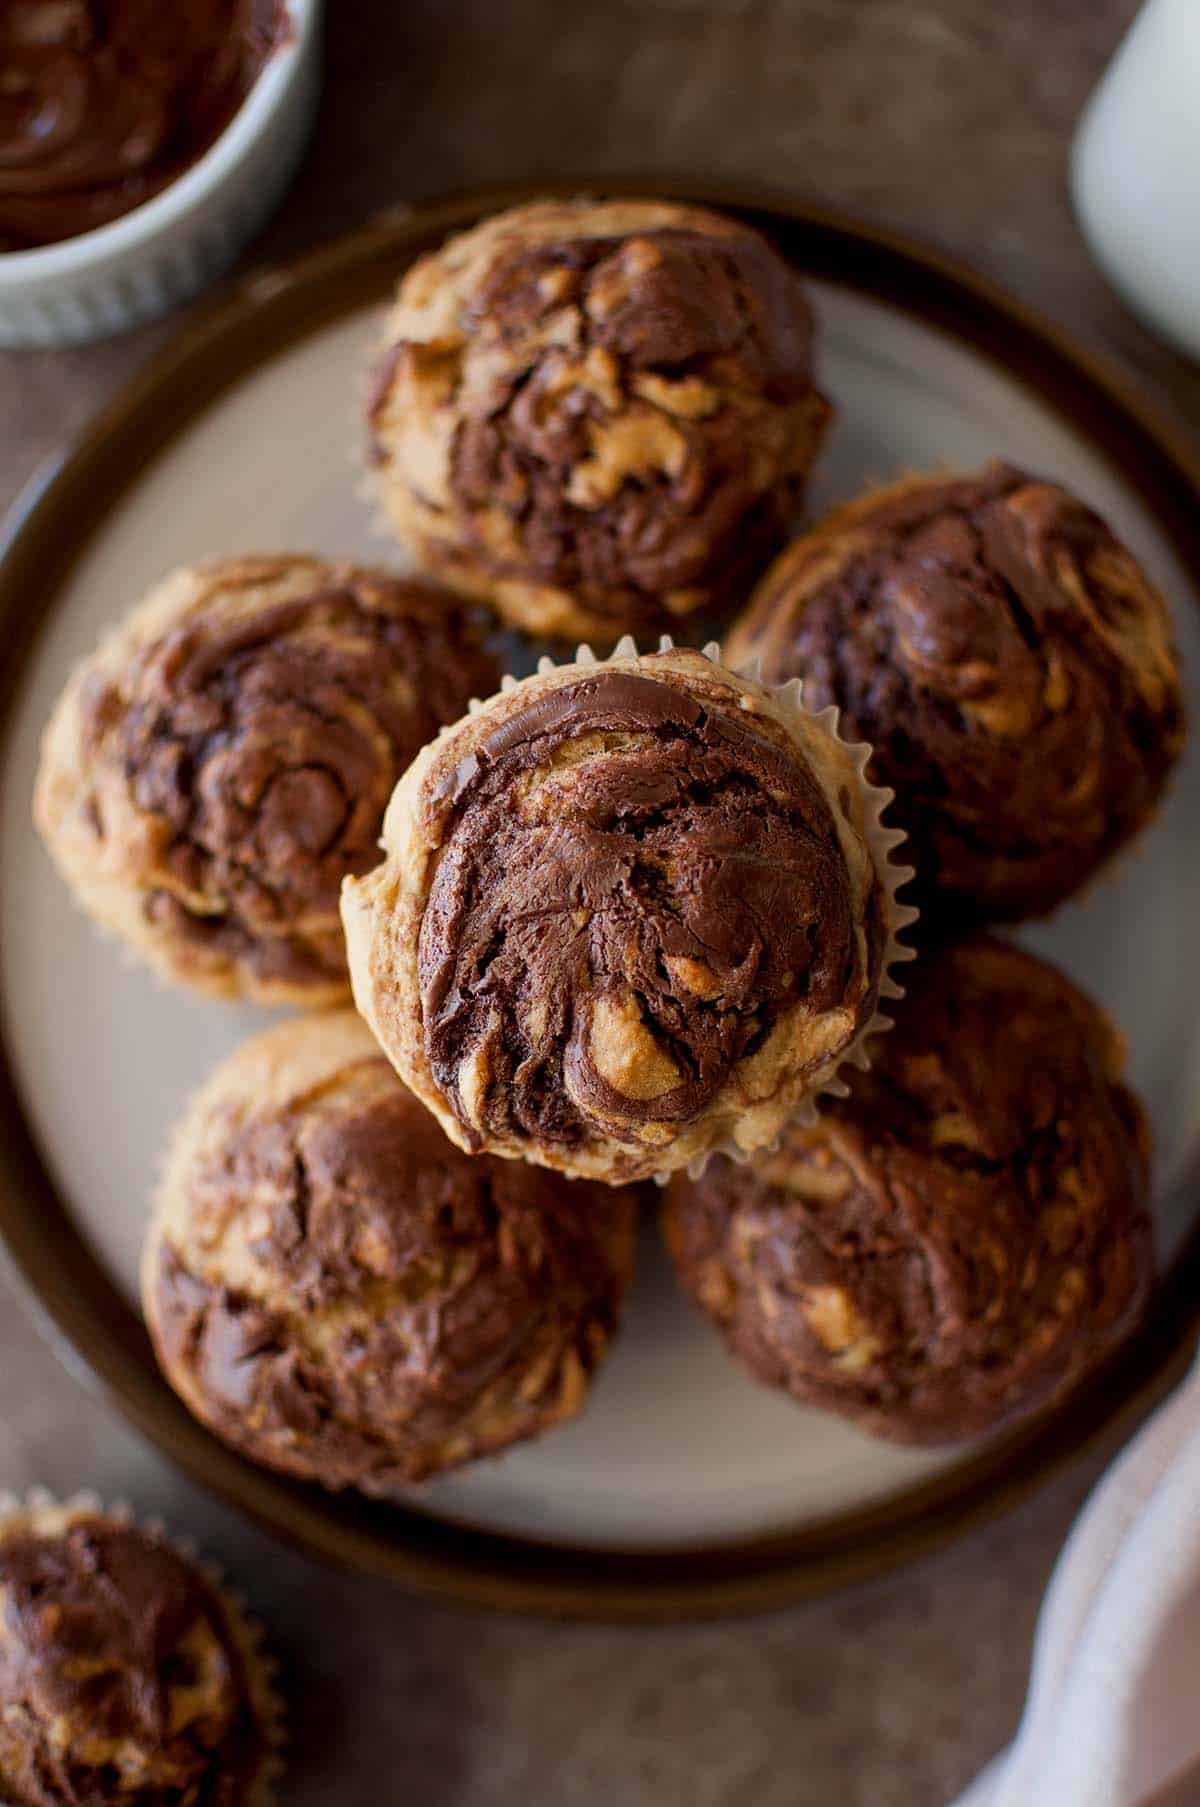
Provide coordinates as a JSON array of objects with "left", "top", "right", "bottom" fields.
[
  {"left": 414, "top": 633, "right": 919, "bottom": 1184},
  {"left": 689, "top": 639, "right": 916, "bottom": 1177},
  {"left": 723, "top": 638, "right": 918, "bottom": 1064},
  {"left": 0, "top": 2, "right": 322, "bottom": 349},
  {"left": 0, "top": 1488, "right": 286, "bottom": 1805}
]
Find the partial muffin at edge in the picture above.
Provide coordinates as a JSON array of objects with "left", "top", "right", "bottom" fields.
[{"left": 0, "top": 1499, "right": 274, "bottom": 1807}]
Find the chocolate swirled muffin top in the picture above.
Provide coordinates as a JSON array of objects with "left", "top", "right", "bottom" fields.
[
  {"left": 367, "top": 197, "right": 831, "bottom": 644},
  {"left": 0, "top": 1, "right": 285, "bottom": 252},
  {"left": 34, "top": 555, "right": 498, "bottom": 1004},
  {"left": 664, "top": 937, "right": 1155, "bottom": 1444},
  {"left": 341, "top": 647, "right": 895, "bottom": 1184},
  {"left": 726, "top": 463, "right": 1185, "bottom": 925},
  {"left": 0, "top": 1500, "right": 274, "bottom": 1807},
  {"left": 144, "top": 1012, "right": 637, "bottom": 1488}
]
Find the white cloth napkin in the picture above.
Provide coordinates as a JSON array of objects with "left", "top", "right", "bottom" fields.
[{"left": 953, "top": 1353, "right": 1200, "bottom": 1807}]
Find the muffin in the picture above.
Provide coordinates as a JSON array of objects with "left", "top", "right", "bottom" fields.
[
  {"left": 726, "top": 463, "right": 1186, "bottom": 924},
  {"left": 663, "top": 937, "right": 1155, "bottom": 1443},
  {"left": 0, "top": 1497, "right": 276, "bottom": 1807},
  {"left": 366, "top": 197, "right": 831, "bottom": 644},
  {"left": 34, "top": 555, "right": 498, "bottom": 1004},
  {"left": 143, "top": 1012, "right": 637, "bottom": 1488},
  {"left": 342, "top": 646, "right": 900, "bottom": 1185}
]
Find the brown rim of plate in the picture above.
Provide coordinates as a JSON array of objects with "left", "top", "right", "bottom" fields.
[{"left": 2, "top": 182, "right": 1199, "bottom": 1625}]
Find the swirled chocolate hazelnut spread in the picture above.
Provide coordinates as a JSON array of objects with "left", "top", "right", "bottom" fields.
[
  {"left": 0, "top": 1516, "right": 262, "bottom": 1805},
  {"left": 74, "top": 561, "right": 495, "bottom": 995},
  {"left": 149, "top": 1045, "right": 634, "bottom": 1486},
  {"left": 417, "top": 667, "right": 878, "bottom": 1151},
  {"left": 365, "top": 198, "right": 832, "bottom": 642},
  {"left": 0, "top": 1, "right": 286, "bottom": 252},
  {"left": 440, "top": 226, "right": 821, "bottom": 615},
  {"left": 730, "top": 462, "right": 1185, "bottom": 923},
  {"left": 664, "top": 936, "right": 1155, "bottom": 1443}
]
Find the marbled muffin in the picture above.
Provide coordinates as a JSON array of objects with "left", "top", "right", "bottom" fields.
[
  {"left": 366, "top": 197, "right": 831, "bottom": 644},
  {"left": 34, "top": 555, "right": 498, "bottom": 1004},
  {"left": 0, "top": 1499, "right": 275, "bottom": 1807},
  {"left": 342, "top": 647, "right": 897, "bottom": 1185},
  {"left": 143, "top": 1012, "right": 637, "bottom": 1487},
  {"left": 726, "top": 463, "right": 1185, "bottom": 925},
  {"left": 664, "top": 937, "right": 1154, "bottom": 1443}
]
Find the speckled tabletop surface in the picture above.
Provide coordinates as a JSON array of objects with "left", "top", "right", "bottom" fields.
[{"left": 3, "top": 5, "right": 1200, "bottom": 1803}]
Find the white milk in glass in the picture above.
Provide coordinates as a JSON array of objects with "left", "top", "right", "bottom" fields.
[{"left": 1072, "top": 0, "right": 1200, "bottom": 360}]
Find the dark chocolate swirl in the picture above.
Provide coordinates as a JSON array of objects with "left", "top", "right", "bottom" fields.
[
  {"left": 728, "top": 462, "right": 1186, "bottom": 924},
  {"left": 665, "top": 937, "right": 1155, "bottom": 1443},
  {"left": 417, "top": 663, "right": 882, "bottom": 1155},
  {"left": 147, "top": 1015, "right": 636, "bottom": 1487},
  {"left": 0, "top": 1, "right": 284, "bottom": 251},
  {"left": 368, "top": 199, "right": 831, "bottom": 640},
  {"left": 75, "top": 557, "right": 497, "bottom": 997},
  {"left": 0, "top": 1515, "right": 263, "bottom": 1806}
]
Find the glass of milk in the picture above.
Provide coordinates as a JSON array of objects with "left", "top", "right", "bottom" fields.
[{"left": 1072, "top": 0, "right": 1200, "bottom": 361}]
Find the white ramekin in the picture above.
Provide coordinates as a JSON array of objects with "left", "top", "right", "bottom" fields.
[{"left": 0, "top": 0, "right": 323, "bottom": 349}]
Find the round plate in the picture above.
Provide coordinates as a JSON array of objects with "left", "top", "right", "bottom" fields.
[{"left": 2, "top": 186, "right": 1199, "bottom": 1623}]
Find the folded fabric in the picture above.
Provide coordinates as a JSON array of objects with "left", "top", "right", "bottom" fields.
[{"left": 954, "top": 1353, "right": 1200, "bottom": 1806}]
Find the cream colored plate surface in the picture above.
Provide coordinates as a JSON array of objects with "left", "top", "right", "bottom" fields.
[{"left": 3, "top": 283, "right": 1198, "bottom": 1548}]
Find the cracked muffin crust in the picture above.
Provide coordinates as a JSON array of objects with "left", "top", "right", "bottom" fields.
[
  {"left": 366, "top": 197, "right": 831, "bottom": 644},
  {"left": 726, "top": 463, "right": 1185, "bottom": 925},
  {"left": 342, "top": 647, "right": 893, "bottom": 1184},
  {"left": 663, "top": 936, "right": 1155, "bottom": 1444},
  {"left": 0, "top": 1500, "right": 273, "bottom": 1807},
  {"left": 33, "top": 555, "right": 498, "bottom": 1004},
  {"left": 143, "top": 1012, "right": 637, "bottom": 1488}
]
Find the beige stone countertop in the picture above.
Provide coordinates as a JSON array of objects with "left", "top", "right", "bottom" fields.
[{"left": 3, "top": 4, "right": 1198, "bottom": 1802}]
